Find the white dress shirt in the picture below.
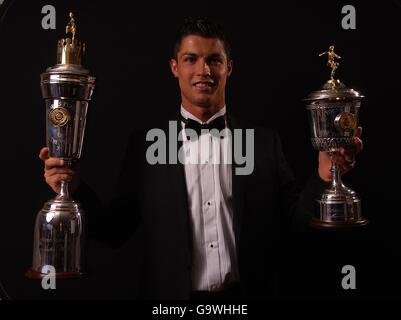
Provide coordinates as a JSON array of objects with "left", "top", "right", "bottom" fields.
[{"left": 180, "top": 106, "right": 240, "bottom": 292}]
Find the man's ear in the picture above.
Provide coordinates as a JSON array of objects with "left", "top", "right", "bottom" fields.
[
  {"left": 227, "top": 59, "right": 233, "bottom": 77},
  {"left": 170, "top": 59, "right": 179, "bottom": 78}
]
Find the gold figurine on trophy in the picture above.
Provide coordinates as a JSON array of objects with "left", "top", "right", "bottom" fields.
[
  {"left": 319, "top": 45, "right": 341, "bottom": 85},
  {"left": 65, "top": 12, "right": 76, "bottom": 41}
]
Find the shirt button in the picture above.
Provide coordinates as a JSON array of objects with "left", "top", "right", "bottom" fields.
[{"left": 207, "top": 201, "right": 211, "bottom": 206}]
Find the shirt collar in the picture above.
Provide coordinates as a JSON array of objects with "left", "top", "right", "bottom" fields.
[{"left": 180, "top": 105, "right": 226, "bottom": 125}]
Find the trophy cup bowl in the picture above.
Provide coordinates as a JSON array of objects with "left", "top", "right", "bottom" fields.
[
  {"left": 26, "top": 13, "right": 95, "bottom": 279},
  {"left": 305, "top": 79, "right": 368, "bottom": 229}
]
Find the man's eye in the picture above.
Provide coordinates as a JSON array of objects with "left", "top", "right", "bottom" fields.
[
  {"left": 184, "top": 57, "right": 196, "bottom": 62},
  {"left": 209, "top": 58, "right": 222, "bottom": 64}
]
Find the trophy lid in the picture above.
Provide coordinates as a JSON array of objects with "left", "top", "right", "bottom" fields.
[
  {"left": 305, "top": 79, "right": 364, "bottom": 101},
  {"left": 305, "top": 45, "right": 364, "bottom": 101}
]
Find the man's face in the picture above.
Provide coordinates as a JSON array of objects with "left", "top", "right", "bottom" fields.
[{"left": 170, "top": 35, "right": 232, "bottom": 110}]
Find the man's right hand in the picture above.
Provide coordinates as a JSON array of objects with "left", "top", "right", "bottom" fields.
[{"left": 39, "top": 147, "right": 81, "bottom": 194}]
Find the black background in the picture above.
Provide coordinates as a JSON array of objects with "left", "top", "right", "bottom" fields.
[{"left": 0, "top": 0, "right": 400, "bottom": 300}]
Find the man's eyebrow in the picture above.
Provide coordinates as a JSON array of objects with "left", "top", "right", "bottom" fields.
[
  {"left": 181, "top": 52, "right": 198, "bottom": 57},
  {"left": 181, "top": 53, "right": 224, "bottom": 58},
  {"left": 208, "top": 53, "right": 224, "bottom": 59}
]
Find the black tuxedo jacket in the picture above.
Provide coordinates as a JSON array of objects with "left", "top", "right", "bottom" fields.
[{"left": 76, "top": 113, "right": 328, "bottom": 299}]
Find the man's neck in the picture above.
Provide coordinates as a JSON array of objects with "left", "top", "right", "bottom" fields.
[{"left": 181, "top": 104, "right": 224, "bottom": 122}]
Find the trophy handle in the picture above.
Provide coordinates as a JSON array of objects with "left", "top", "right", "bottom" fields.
[
  {"left": 329, "top": 150, "right": 342, "bottom": 191},
  {"left": 58, "top": 180, "right": 70, "bottom": 201},
  {"left": 56, "top": 158, "right": 76, "bottom": 201}
]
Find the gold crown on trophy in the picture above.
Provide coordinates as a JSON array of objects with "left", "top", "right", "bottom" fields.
[{"left": 56, "top": 12, "right": 85, "bottom": 65}]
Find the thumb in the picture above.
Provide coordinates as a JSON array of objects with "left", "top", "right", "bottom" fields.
[{"left": 39, "top": 147, "right": 49, "bottom": 162}]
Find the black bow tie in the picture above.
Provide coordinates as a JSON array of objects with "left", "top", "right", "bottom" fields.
[{"left": 181, "top": 114, "right": 226, "bottom": 136}]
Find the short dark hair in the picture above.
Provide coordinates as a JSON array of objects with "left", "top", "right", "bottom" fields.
[{"left": 173, "top": 17, "right": 231, "bottom": 60}]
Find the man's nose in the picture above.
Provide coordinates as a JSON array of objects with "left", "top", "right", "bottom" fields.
[{"left": 196, "top": 61, "right": 211, "bottom": 76}]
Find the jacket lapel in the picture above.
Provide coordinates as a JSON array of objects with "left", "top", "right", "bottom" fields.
[
  {"left": 166, "top": 116, "right": 193, "bottom": 254},
  {"left": 227, "top": 113, "right": 246, "bottom": 254}
]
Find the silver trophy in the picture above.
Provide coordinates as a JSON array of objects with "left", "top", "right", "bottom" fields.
[
  {"left": 27, "top": 13, "right": 95, "bottom": 279},
  {"left": 304, "top": 46, "right": 368, "bottom": 229}
]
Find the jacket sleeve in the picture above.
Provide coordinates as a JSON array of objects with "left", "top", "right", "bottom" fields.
[
  {"left": 74, "top": 131, "right": 143, "bottom": 248},
  {"left": 273, "top": 131, "right": 329, "bottom": 232}
]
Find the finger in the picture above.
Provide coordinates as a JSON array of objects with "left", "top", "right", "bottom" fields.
[
  {"left": 352, "top": 136, "right": 363, "bottom": 153},
  {"left": 336, "top": 158, "right": 353, "bottom": 173},
  {"left": 39, "top": 147, "right": 49, "bottom": 161},
  {"left": 338, "top": 148, "right": 356, "bottom": 160},
  {"left": 345, "top": 137, "right": 363, "bottom": 155},
  {"left": 334, "top": 150, "right": 351, "bottom": 163},
  {"left": 341, "top": 135, "right": 362, "bottom": 156},
  {"left": 44, "top": 158, "right": 65, "bottom": 171},
  {"left": 45, "top": 173, "right": 73, "bottom": 185},
  {"left": 45, "top": 167, "right": 75, "bottom": 177},
  {"left": 342, "top": 151, "right": 355, "bottom": 162},
  {"left": 355, "top": 126, "right": 362, "bottom": 138}
]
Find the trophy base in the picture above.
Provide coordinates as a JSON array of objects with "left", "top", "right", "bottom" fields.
[
  {"left": 309, "top": 217, "right": 369, "bottom": 230},
  {"left": 29, "top": 192, "right": 85, "bottom": 281},
  {"left": 310, "top": 191, "right": 368, "bottom": 230},
  {"left": 25, "top": 268, "right": 82, "bottom": 280}
]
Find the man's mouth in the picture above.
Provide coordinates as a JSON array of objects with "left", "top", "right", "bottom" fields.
[{"left": 193, "top": 81, "right": 214, "bottom": 88}]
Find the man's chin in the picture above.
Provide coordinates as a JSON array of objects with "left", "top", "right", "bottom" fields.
[{"left": 192, "top": 98, "right": 215, "bottom": 109}]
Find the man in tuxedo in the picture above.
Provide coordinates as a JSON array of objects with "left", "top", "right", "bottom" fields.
[{"left": 39, "top": 17, "right": 362, "bottom": 299}]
